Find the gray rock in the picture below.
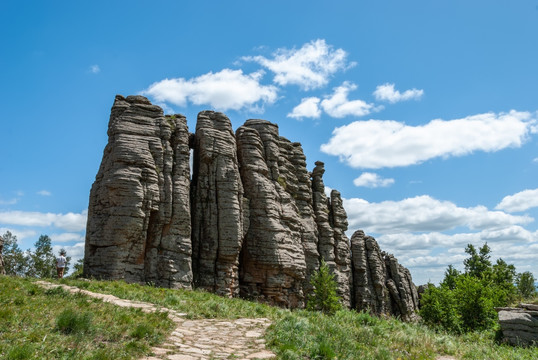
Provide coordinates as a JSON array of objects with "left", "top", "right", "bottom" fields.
[
  {"left": 236, "top": 121, "right": 307, "bottom": 307},
  {"left": 350, "top": 230, "right": 419, "bottom": 320},
  {"left": 83, "top": 95, "right": 419, "bottom": 320},
  {"left": 83, "top": 95, "right": 193, "bottom": 288},
  {"left": 191, "top": 111, "right": 244, "bottom": 297},
  {"left": 497, "top": 307, "right": 538, "bottom": 346}
]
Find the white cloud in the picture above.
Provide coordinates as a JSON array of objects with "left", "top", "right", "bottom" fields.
[
  {"left": 496, "top": 188, "right": 538, "bottom": 213},
  {"left": 0, "top": 227, "right": 37, "bottom": 240},
  {"left": 90, "top": 65, "right": 100, "bottom": 74},
  {"left": 287, "top": 97, "right": 321, "bottom": 119},
  {"left": 37, "top": 190, "right": 51, "bottom": 196},
  {"left": 353, "top": 172, "right": 395, "bottom": 188},
  {"left": 0, "top": 210, "right": 87, "bottom": 232},
  {"left": 50, "top": 232, "right": 85, "bottom": 243},
  {"left": 343, "top": 195, "right": 532, "bottom": 234},
  {"left": 373, "top": 83, "right": 423, "bottom": 103},
  {"left": 243, "top": 39, "right": 354, "bottom": 90},
  {"left": 142, "top": 69, "right": 278, "bottom": 111},
  {"left": 320, "top": 82, "right": 376, "bottom": 118},
  {"left": 321, "top": 110, "right": 535, "bottom": 169}
]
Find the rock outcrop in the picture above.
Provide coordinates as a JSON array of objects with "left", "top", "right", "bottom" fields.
[
  {"left": 496, "top": 304, "right": 538, "bottom": 346},
  {"left": 350, "top": 230, "right": 419, "bottom": 321},
  {"left": 83, "top": 95, "right": 192, "bottom": 288},
  {"left": 84, "top": 95, "right": 419, "bottom": 318}
]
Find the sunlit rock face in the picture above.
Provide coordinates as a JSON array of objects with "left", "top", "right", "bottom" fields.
[{"left": 84, "top": 95, "right": 419, "bottom": 318}]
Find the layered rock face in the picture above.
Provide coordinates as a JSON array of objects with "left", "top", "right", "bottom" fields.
[
  {"left": 351, "top": 230, "right": 419, "bottom": 321},
  {"left": 84, "top": 95, "right": 419, "bottom": 318},
  {"left": 496, "top": 304, "right": 538, "bottom": 346},
  {"left": 83, "top": 95, "right": 192, "bottom": 288}
]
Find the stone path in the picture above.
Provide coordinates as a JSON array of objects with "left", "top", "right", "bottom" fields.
[{"left": 35, "top": 281, "right": 275, "bottom": 360}]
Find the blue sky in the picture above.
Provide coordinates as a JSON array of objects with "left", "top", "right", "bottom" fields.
[{"left": 1, "top": 1, "right": 537, "bottom": 284}]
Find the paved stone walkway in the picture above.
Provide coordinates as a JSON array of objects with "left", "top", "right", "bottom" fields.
[{"left": 35, "top": 281, "right": 275, "bottom": 360}]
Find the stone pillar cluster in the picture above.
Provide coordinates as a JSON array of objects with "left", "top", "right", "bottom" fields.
[{"left": 83, "top": 95, "right": 419, "bottom": 318}]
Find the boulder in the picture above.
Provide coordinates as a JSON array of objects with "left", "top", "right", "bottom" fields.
[{"left": 497, "top": 305, "right": 538, "bottom": 346}]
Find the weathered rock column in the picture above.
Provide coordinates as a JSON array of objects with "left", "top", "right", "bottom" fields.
[
  {"left": 83, "top": 95, "right": 193, "bottom": 288},
  {"left": 236, "top": 120, "right": 307, "bottom": 308},
  {"left": 191, "top": 111, "right": 244, "bottom": 297},
  {"left": 312, "top": 161, "right": 352, "bottom": 307}
]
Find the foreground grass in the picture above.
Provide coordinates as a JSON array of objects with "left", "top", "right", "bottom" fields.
[
  {"left": 0, "top": 276, "right": 173, "bottom": 360},
  {"left": 55, "top": 278, "right": 537, "bottom": 359}
]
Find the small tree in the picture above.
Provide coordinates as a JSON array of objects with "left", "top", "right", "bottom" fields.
[
  {"left": 27, "top": 235, "right": 56, "bottom": 278},
  {"left": 1, "top": 231, "right": 30, "bottom": 276},
  {"left": 463, "top": 243, "right": 491, "bottom": 278},
  {"left": 516, "top": 271, "right": 537, "bottom": 299},
  {"left": 307, "top": 260, "right": 341, "bottom": 315},
  {"left": 441, "top": 264, "right": 460, "bottom": 290}
]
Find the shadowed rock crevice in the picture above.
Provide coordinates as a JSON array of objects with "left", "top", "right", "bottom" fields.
[{"left": 84, "top": 95, "right": 419, "bottom": 318}]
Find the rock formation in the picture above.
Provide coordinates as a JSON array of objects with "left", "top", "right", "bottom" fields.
[
  {"left": 350, "top": 230, "right": 419, "bottom": 321},
  {"left": 496, "top": 304, "right": 538, "bottom": 346},
  {"left": 84, "top": 95, "right": 419, "bottom": 318},
  {"left": 83, "top": 95, "right": 192, "bottom": 288}
]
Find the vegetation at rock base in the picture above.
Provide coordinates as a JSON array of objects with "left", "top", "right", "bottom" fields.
[
  {"left": 306, "top": 260, "right": 342, "bottom": 315},
  {"left": 0, "top": 276, "right": 173, "bottom": 360},
  {"left": 43, "top": 277, "right": 537, "bottom": 359},
  {"left": 420, "top": 242, "right": 538, "bottom": 334}
]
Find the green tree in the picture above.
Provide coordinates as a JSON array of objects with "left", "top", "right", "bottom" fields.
[
  {"left": 69, "top": 258, "right": 84, "bottom": 278},
  {"left": 516, "top": 271, "right": 537, "bottom": 299},
  {"left": 307, "top": 260, "right": 341, "bottom": 315},
  {"left": 463, "top": 243, "right": 491, "bottom": 278},
  {"left": 441, "top": 264, "right": 460, "bottom": 290},
  {"left": 453, "top": 275, "right": 498, "bottom": 332},
  {"left": 27, "top": 235, "right": 56, "bottom": 278},
  {"left": 420, "top": 284, "right": 462, "bottom": 333},
  {"left": 1, "top": 231, "right": 30, "bottom": 276}
]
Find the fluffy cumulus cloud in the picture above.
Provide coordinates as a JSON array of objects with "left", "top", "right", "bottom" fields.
[
  {"left": 343, "top": 195, "right": 531, "bottom": 234},
  {"left": 287, "top": 97, "right": 321, "bottom": 119},
  {"left": 496, "top": 188, "right": 538, "bottom": 213},
  {"left": 142, "top": 69, "right": 278, "bottom": 111},
  {"left": 243, "top": 39, "right": 354, "bottom": 90},
  {"left": 320, "top": 82, "right": 376, "bottom": 118},
  {"left": 0, "top": 210, "right": 87, "bottom": 232},
  {"left": 353, "top": 172, "right": 394, "bottom": 188},
  {"left": 342, "top": 194, "right": 538, "bottom": 284},
  {"left": 321, "top": 110, "right": 535, "bottom": 169},
  {"left": 373, "top": 83, "right": 423, "bottom": 103}
]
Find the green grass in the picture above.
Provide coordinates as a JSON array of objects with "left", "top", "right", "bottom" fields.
[
  {"left": 54, "top": 278, "right": 538, "bottom": 359},
  {"left": 0, "top": 276, "right": 174, "bottom": 360}
]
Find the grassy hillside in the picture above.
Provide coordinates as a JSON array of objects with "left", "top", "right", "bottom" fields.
[{"left": 1, "top": 276, "right": 537, "bottom": 359}]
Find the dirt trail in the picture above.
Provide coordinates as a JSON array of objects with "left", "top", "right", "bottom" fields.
[{"left": 35, "top": 281, "right": 275, "bottom": 360}]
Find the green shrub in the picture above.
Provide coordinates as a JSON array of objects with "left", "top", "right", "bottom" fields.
[
  {"left": 55, "top": 308, "right": 92, "bottom": 334},
  {"left": 420, "top": 285, "right": 462, "bottom": 333},
  {"left": 306, "top": 260, "right": 341, "bottom": 315}
]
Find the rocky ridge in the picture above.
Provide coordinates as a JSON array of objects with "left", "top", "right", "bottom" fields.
[{"left": 83, "top": 95, "right": 419, "bottom": 318}]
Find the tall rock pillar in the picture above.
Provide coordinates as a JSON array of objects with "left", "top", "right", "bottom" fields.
[
  {"left": 191, "top": 111, "right": 244, "bottom": 297},
  {"left": 83, "top": 95, "right": 193, "bottom": 288}
]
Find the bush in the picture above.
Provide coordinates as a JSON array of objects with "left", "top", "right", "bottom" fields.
[
  {"left": 306, "top": 260, "right": 341, "bottom": 315},
  {"left": 56, "top": 308, "right": 92, "bottom": 334},
  {"left": 420, "top": 284, "right": 462, "bottom": 333}
]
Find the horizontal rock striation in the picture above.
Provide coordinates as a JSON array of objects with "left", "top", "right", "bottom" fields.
[
  {"left": 496, "top": 304, "right": 538, "bottom": 346},
  {"left": 83, "top": 95, "right": 192, "bottom": 288},
  {"left": 84, "top": 95, "right": 419, "bottom": 318},
  {"left": 351, "top": 230, "right": 419, "bottom": 321}
]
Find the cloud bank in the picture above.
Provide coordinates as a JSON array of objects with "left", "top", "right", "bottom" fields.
[{"left": 321, "top": 110, "right": 535, "bottom": 169}]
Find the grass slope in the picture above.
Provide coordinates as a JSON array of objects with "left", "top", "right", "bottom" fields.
[{"left": 1, "top": 276, "right": 537, "bottom": 359}]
